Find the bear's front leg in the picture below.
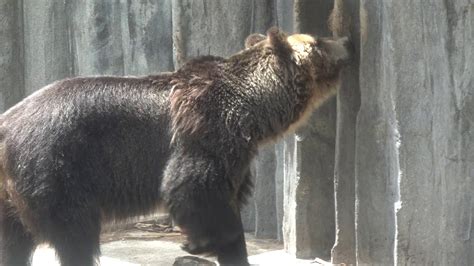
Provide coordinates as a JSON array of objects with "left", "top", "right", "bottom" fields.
[
  {"left": 213, "top": 213, "right": 248, "bottom": 265},
  {"left": 181, "top": 214, "right": 248, "bottom": 266},
  {"left": 162, "top": 150, "right": 250, "bottom": 265}
]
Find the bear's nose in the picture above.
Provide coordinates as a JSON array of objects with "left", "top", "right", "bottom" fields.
[
  {"left": 338, "top": 37, "right": 350, "bottom": 49},
  {"left": 335, "top": 36, "right": 352, "bottom": 62}
]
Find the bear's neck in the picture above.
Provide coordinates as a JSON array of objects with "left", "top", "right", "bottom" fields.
[{"left": 222, "top": 55, "right": 336, "bottom": 144}]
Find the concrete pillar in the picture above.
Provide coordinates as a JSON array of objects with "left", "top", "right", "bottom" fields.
[
  {"left": 282, "top": 0, "right": 336, "bottom": 260},
  {"left": 254, "top": 145, "right": 277, "bottom": 238},
  {"left": 391, "top": 1, "right": 474, "bottom": 264},
  {"left": 355, "top": 1, "right": 398, "bottom": 264},
  {"left": 274, "top": 141, "right": 285, "bottom": 241},
  {"left": 330, "top": 0, "right": 360, "bottom": 264},
  {"left": 354, "top": 1, "right": 474, "bottom": 264}
]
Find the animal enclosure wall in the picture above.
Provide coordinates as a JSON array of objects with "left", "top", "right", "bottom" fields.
[{"left": 0, "top": 0, "right": 472, "bottom": 265}]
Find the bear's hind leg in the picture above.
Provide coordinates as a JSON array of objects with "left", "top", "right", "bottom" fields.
[
  {"left": 0, "top": 203, "right": 36, "bottom": 266},
  {"left": 47, "top": 205, "right": 101, "bottom": 266},
  {"left": 163, "top": 151, "right": 250, "bottom": 265}
]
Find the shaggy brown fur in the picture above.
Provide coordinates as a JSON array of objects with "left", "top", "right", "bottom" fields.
[
  {"left": 0, "top": 28, "right": 349, "bottom": 266},
  {"left": 170, "top": 28, "right": 349, "bottom": 146}
]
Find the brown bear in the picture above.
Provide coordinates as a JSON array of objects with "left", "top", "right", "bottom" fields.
[{"left": 0, "top": 28, "right": 350, "bottom": 266}]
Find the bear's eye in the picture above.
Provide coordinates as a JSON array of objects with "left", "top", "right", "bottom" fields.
[{"left": 312, "top": 38, "right": 320, "bottom": 47}]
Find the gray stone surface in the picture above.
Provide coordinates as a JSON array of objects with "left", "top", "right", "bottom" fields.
[
  {"left": 282, "top": 0, "right": 336, "bottom": 260},
  {"left": 275, "top": 0, "right": 294, "bottom": 33},
  {"left": 171, "top": 0, "right": 274, "bottom": 67},
  {"left": 69, "top": 1, "right": 125, "bottom": 76},
  {"left": 32, "top": 232, "right": 283, "bottom": 266},
  {"left": 389, "top": 1, "right": 474, "bottom": 264},
  {"left": 283, "top": 103, "right": 337, "bottom": 260},
  {"left": 0, "top": 0, "right": 24, "bottom": 111},
  {"left": 248, "top": 250, "right": 318, "bottom": 266},
  {"left": 254, "top": 145, "right": 277, "bottom": 239},
  {"left": 355, "top": 1, "right": 399, "bottom": 264},
  {"left": 241, "top": 163, "right": 257, "bottom": 233},
  {"left": 274, "top": 141, "right": 285, "bottom": 241},
  {"left": 120, "top": 0, "right": 174, "bottom": 75},
  {"left": 173, "top": 256, "right": 216, "bottom": 266},
  {"left": 353, "top": 0, "right": 474, "bottom": 264},
  {"left": 22, "top": 0, "right": 73, "bottom": 94},
  {"left": 330, "top": 0, "right": 359, "bottom": 264},
  {"left": 282, "top": 135, "right": 299, "bottom": 255},
  {"left": 16, "top": 0, "right": 174, "bottom": 96}
]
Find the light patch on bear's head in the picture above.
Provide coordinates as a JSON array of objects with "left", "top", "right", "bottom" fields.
[
  {"left": 287, "top": 34, "right": 320, "bottom": 65},
  {"left": 287, "top": 34, "right": 315, "bottom": 46}
]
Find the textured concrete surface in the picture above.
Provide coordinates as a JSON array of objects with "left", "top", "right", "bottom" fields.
[
  {"left": 241, "top": 163, "right": 257, "bottom": 233},
  {"left": 173, "top": 256, "right": 216, "bottom": 266},
  {"left": 171, "top": 0, "right": 275, "bottom": 66},
  {"left": 32, "top": 243, "right": 172, "bottom": 266},
  {"left": 0, "top": 0, "right": 24, "bottom": 110},
  {"left": 355, "top": 0, "right": 474, "bottom": 265},
  {"left": 31, "top": 231, "right": 283, "bottom": 266},
  {"left": 254, "top": 145, "right": 278, "bottom": 239},
  {"left": 22, "top": 0, "right": 73, "bottom": 94},
  {"left": 330, "top": 0, "right": 360, "bottom": 264},
  {"left": 356, "top": 1, "right": 398, "bottom": 264},
  {"left": 389, "top": 1, "right": 474, "bottom": 265},
  {"left": 32, "top": 247, "right": 324, "bottom": 266},
  {"left": 281, "top": 0, "right": 336, "bottom": 260}
]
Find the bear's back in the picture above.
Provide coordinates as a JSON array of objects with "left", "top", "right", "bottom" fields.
[{"left": 0, "top": 75, "right": 174, "bottom": 221}]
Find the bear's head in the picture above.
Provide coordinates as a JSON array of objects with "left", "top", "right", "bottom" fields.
[
  {"left": 238, "top": 28, "right": 351, "bottom": 139},
  {"left": 245, "top": 27, "right": 351, "bottom": 83},
  {"left": 170, "top": 28, "right": 351, "bottom": 145}
]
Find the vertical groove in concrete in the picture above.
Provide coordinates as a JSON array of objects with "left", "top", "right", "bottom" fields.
[
  {"left": 330, "top": 0, "right": 360, "bottom": 264},
  {"left": 392, "top": 1, "right": 474, "bottom": 264},
  {"left": 22, "top": 0, "right": 73, "bottom": 94},
  {"left": 69, "top": 0, "right": 125, "bottom": 76},
  {"left": 120, "top": 0, "right": 173, "bottom": 75},
  {"left": 355, "top": 1, "right": 398, "bottom": 264},
  {"left": 0, "top": 0, "right": 25, "bottom": 111},
  {"left": 254, "top": 145, "right": 277, "bottom": 239},
  {"left": 282, "top": 0, "right": 336, "bottom": 260}
]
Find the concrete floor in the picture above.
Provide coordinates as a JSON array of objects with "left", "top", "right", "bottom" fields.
[
  {"left": 31, "top": 236, "right": 294, "bottom": 266},
  {"left": 32, "top": 245, "right": 319, "bottom": 266},
  {"left": 30, "top": 226, "right": 311, "bottom": 265},
  {"left": 30, "top": 219, "right": 328, "bottom": 265}
]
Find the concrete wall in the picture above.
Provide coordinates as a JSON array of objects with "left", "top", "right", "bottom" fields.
[
  {"left": 331, "top": 0, "right": 474, "bottom": 265},
  {"left": 283, "top": 0, "right": 336, "bottom": 260},
  {"left": 0, "top": 0, "right": 472, "bottom": 265}
]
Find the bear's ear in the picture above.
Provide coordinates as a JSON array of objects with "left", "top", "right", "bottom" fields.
[
  {"left": 267, "top": 27, "right": 292, "bottom": 55},
  {"left": 245, "top": 33, "right": 266, "bottom": 48}
]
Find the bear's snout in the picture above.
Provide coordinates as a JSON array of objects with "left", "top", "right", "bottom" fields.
[{"left": 335, "top": 36, "right": 352, "bottom": 63}]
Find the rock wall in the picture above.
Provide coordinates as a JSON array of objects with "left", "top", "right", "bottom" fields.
[
  {"left": 0, "top": 0, "right": 24, "bottom": 110},
  {"left": 282, "top": 0, "right": 336, "bottom": 260},
  {"left": 331, "top": 0, "right": 474, "bottom": 265}
]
